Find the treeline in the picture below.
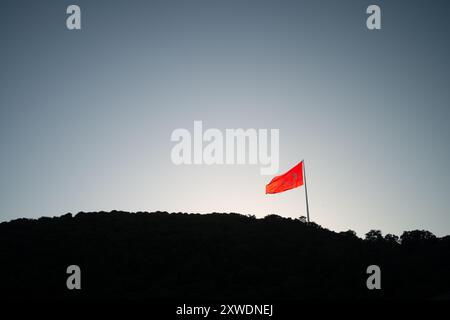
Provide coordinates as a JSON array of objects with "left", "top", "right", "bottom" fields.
[{"left": 0, "top": 211, "right": 449, "bottom": 299}]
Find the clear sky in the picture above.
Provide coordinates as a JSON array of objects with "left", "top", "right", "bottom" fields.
[{"left": 1, "top": 0, "right": 450, "bottom": 237}]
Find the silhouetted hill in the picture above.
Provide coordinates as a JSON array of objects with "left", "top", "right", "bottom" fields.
[{"left": 0, "top": 211, "right": 449, "bottom": 299}]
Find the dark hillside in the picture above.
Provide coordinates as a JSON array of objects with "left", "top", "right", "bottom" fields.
[{"left": 0, "top": 211, "right": 449, "bottom": 299}]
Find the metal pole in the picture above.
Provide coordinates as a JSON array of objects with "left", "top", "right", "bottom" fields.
[{"left": 303, "top": 160, "right": 310, "bottom": 223}]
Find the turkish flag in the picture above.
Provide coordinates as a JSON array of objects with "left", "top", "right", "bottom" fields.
[{"left": 266, "top": 161, "right": 304, "bottom": 194}]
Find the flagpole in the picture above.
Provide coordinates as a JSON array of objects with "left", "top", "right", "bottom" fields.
[{"left": 303, "top": 160, "right": 310, "bottom": 223}]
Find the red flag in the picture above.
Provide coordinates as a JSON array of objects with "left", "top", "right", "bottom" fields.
[{"left": 266, "top": 161, "right": 304, "bottom": 194}]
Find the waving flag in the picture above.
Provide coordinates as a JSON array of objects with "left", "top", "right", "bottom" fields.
[
  {"left": 265, "top": 161, "right": 304, "bottom": 194},
  {"left": 266, "top": 160, "right": 310, "bottom": 222}
]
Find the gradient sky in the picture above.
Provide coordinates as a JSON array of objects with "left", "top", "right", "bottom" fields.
[{"left": 1, "top": 0, "right": 450, "bottom": 237}]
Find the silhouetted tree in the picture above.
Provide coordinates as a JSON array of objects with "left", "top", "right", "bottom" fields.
[
  {"left": 306, "top": 221, "right": 322, "bottom": 229},
  {"left": 340, "top": 230, "right": 358, "bottom": 239},
  {"left": 263, "top": 214, "right": 283, "bottom": 221},
  {"left": 401, "top": 230, "right": 437, "bottom": 246},
  {"left": 365, "top": 230, "right": 383, "bottom": 242},
  {"left": 384, "top": 233, "right": 399, "bottom": 244}
]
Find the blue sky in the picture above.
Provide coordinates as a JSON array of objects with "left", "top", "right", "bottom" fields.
[{"left": 1, "top": 0, "right": 450, "bottom": 236}]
